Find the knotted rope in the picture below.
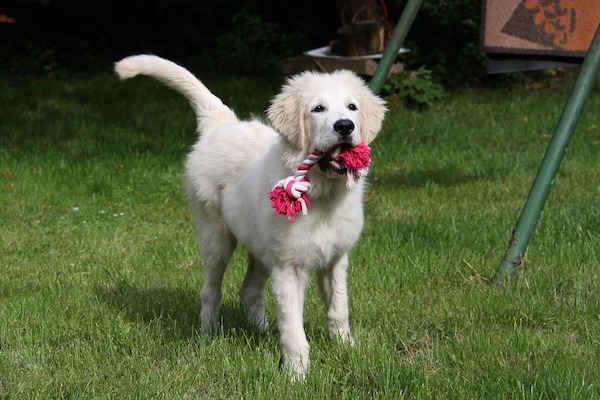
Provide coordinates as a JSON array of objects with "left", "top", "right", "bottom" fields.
[{"left": 268, "top": 142, "right": 371, "bottom": 221}]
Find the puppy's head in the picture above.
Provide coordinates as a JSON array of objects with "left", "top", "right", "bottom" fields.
[{"left": 267, "top": 70, "right": 387, "bottom": 162}]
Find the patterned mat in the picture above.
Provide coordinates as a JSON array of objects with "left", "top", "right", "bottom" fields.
[{"left": 482, "top": 1, "right": 600, "bottom": 58}]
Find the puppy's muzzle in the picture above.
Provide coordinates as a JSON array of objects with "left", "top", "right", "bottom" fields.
[{"left": 334, "top": 119, "right": 355, "bottom": 137}]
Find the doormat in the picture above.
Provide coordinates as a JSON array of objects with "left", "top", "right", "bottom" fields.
[{"left": 482, "top": 1, "right": 600, "bottom": 58}]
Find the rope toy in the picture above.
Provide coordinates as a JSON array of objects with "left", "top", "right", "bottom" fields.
[{"left": 268, "top": 142, "right": 371, "bottom": 221}]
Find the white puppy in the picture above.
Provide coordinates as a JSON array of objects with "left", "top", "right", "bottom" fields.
[{"left": 115, "top": 55, "right": 386, "bottom": 377}]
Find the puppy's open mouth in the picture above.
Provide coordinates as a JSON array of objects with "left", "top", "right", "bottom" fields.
[{"left": 317, "top": 145, "right": 349, "bottom": 177}]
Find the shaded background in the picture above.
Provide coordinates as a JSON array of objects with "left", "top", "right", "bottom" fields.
[{"left": 1, "top": 0, "right": 484, "bottom": 86}]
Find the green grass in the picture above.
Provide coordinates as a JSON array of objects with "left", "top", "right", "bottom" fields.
[{"left": 2, "top": 71, "right": 600, "bottom": 399}]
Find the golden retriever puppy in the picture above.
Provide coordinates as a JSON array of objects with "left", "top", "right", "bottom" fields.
[{"left": 115, "top": 55, "right": 386, "bottom": 377}]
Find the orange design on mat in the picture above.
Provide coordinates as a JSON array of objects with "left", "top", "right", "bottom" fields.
[{"left": 522, "top": 0, "right": 596, "bottom": 50}]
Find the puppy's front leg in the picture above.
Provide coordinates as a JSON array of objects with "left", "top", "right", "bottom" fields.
[
  {"left": 317, "top": 254, "right": 354, "bottom": 344},
  {"left": 272, "top": 265, "right": 310, "bottom": 377}
]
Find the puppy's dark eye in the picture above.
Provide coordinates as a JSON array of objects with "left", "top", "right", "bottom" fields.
[
  {"left": 348, "top": 103, "right": 357, "bottom": 111},
  {"left": 312, "top": 105, "right": 325, "bottom": 113}
]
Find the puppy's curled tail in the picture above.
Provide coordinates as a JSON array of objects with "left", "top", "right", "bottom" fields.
[{"left": 115, "top": 54, "right": 236, "bottom": 127}]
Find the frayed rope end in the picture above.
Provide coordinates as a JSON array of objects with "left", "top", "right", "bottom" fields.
[{"left": 268, "top": 185, "right": 310, "bottom": 222}]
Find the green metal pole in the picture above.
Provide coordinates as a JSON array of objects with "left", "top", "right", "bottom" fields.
[
  {"left": 493, "top": 24, "right": 600, "bottom": 285},
  {"left": 369, "top": 0, "right": 423, "bottom": 95}
]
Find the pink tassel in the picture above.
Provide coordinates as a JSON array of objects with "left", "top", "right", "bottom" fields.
[
  {"left": 268, "top": 186, "right": 310, "bottom": 222},
  {"left": 337, "top": 142, "right": 371, "bottom": 170}
]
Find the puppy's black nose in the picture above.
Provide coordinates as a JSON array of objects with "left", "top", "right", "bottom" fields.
[{"left": 334, "top": 119, "right": 354, "bottom": 136}]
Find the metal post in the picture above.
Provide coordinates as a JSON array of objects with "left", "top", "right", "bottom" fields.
[
  {"left": 369, "top": 0, "right": 423, "bottom": 95},
  {"left": 493, "top": 24, "right": 600, "bottom": 285}
]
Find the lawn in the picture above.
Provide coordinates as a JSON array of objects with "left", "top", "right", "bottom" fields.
[{"left": 1, "top": 70, "right": 600, "bottom": 399}]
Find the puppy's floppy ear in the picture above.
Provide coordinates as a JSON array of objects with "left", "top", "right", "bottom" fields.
[
  {"left": 359, "top": 87, "right": 387, "bottom": 144},
  {"left": 267, "top": 81, "right": 307, "bottom": 151}
]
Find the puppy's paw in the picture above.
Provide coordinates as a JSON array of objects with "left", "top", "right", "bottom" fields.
[
  {"left": 328, "top": 324, "right": 354, "bottom": 346},
  {"left": 341, "top": 332, "right": 355, "bottom": 347},
  {"left": 279, "top": 354, "right": 309, "bottom": 381},
  {"left": 199, "top": 310, "right": 220, "bottom": 334}
]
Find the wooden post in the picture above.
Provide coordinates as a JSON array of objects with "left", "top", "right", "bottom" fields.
[{"left": 331, "top": 22, "right": 385, "bottom": 57}]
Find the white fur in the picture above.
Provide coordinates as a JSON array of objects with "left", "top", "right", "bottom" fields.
[{"left": 115, "top": 55, "right": 386, "bottom": 377}]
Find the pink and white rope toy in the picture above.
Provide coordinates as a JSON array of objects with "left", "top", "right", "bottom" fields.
[{"left": 268, "top": 142, "right": 371, "bottom": 221}]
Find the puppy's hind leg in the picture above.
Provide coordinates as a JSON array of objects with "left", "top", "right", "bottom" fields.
[
  {"left": 198, "top": 217, "right": 236, "bottom": 333},
  {"left": 239, "top": 255, "right": 270, "bottom": 332},
  {"left": 317, "top": 254, "right": 354, "bottom": 345}
]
